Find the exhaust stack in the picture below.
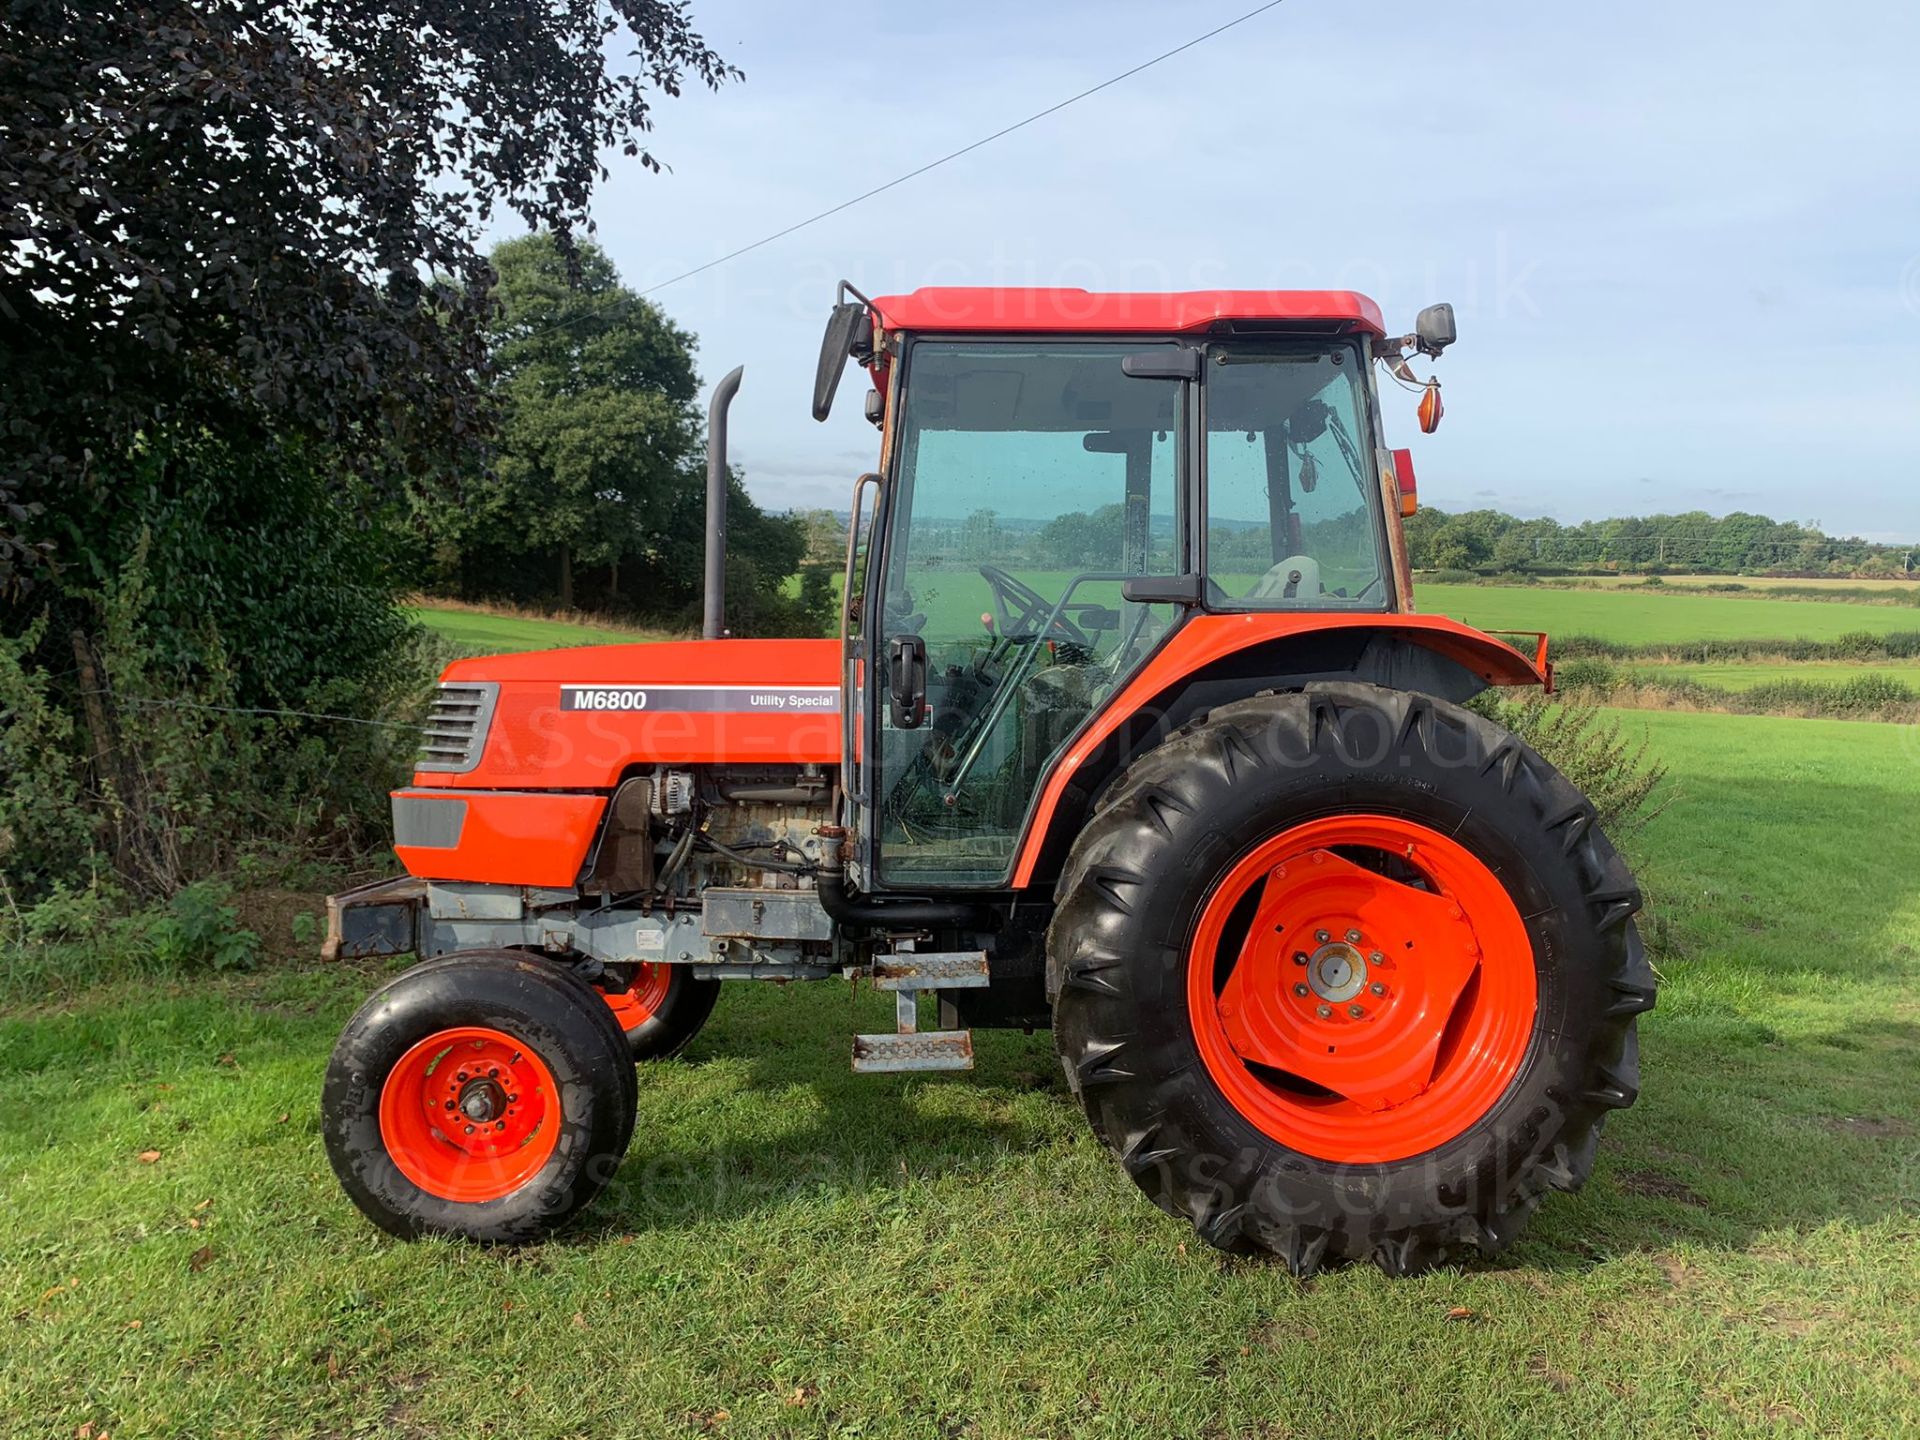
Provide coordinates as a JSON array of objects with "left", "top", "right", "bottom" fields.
[{"left": 703, "top": 365, "right": 744, "bottom": 641}]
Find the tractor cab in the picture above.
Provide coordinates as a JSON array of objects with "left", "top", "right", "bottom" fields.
[
  {"left": 819, "top": 291, "right": 1413, "bottom": 889},
  {"left": 321, "top": 285, "right": 1649, "bottom": 1277}
]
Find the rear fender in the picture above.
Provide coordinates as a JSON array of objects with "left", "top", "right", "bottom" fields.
[{"left": 1010, "top": 612, "right": 1545, "bottom": 889}]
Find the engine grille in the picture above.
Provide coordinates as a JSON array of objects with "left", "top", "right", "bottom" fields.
[{"left": 415, "top": 682, "right": 500, "bottom": 774}]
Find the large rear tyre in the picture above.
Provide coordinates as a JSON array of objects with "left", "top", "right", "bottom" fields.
[
  {"left": 1048, "top": 683, "right": 1654, "bottom": 1276},
  {"left": 598, "top": 963, "right": 722, "bottom": 1061},
  {"left": 322, "top": 950, "right": 637, "bottom": 1242}
]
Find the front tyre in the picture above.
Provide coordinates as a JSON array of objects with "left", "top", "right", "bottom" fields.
[
  {"left": 322, "top": 951, "right": 638, "bottom": 1242},
  {"left": 1047, "top": 683, "right": 1654, "bottom": 1276}
]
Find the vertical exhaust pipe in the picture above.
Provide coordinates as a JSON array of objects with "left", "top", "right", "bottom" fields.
[{"left": 703, "top": 365, "right": 745, "bottom": 640}]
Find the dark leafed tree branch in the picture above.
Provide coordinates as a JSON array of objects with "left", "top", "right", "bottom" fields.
[{"left": 0, "top": 0, "right": 738, "bottom": 593}]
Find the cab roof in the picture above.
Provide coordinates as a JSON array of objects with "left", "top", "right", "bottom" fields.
[{"left": 869, "top": 287, "right": 1386, "bottom": 337}]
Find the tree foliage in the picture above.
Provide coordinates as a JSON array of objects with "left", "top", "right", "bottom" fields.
[
  {"left": 1404, "top": 505, "right": 1913, "bottom": 576},
  {"left": 0, "top": 2, "right": 736, "bottom": 901},
  {"left": 420, "top": 234, "right": 827, "bottom": 635},
  {"left": 0, "top": 0, "right": 736, "bottom": 593}
]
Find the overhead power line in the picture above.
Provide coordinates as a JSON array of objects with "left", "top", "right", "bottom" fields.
[
  {"left": 518, "top": 0, "right": 1291, "bottom": 346},
  {"left": 636, "top": 0, "right": 1292, "bottom": 298}
]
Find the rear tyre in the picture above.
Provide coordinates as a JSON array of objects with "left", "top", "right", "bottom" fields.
[
  {"left": 598, "top": 963, "right": 722, "bottom": 1061},
  {"left": 1047, "top": 683, "right": 1653, "bottom": 1276},
  {"left": 322, "top": 950, "right": 638, "bottom": 1242}
]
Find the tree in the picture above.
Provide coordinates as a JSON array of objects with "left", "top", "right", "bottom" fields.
[
  {"left": 440, "top": 235, "right": 702, "bottom": 609},
  {"left": 0, "top": 2, "right": 735, "bottom": 900},
  {"left": 0, "top": 1, "right": 736, "bottom": 593}
]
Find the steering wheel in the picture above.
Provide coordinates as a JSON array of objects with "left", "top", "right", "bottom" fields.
[{"left": 978, "top": 564, "right": 1092, "bottom": 648}]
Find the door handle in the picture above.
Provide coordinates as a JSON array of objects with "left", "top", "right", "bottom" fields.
[{"left": 887, "top": 635, "right": 927, "bottom": 729}]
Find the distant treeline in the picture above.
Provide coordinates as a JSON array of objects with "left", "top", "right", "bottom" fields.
[{"left": 1403, "top": 507, "right": 1917, "bottom": 577}]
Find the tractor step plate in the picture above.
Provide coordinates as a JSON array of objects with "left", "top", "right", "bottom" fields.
[
  {"left": 852, "top": 1030, "right": 975, "bottom": 1073},
  {"left": 871, "top": 951, "right": 991, "bottom": 990}
]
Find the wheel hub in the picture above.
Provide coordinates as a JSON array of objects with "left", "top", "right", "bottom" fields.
[
  {"left": 1218, "top": 847, "right": 1481, "bottom": 1110},
  {"left": 377, "top": 1027, "right": 558, "bottom": 1203},
  {"left": 1306, "top": 941, "right": 1367, "bottom": 1004},
  {"left": 1187, "top": 806, "right": 1543, "bottom": 1164},
  {"left": 457, "top": 1078, "right": 506, "bottom": 1125}
]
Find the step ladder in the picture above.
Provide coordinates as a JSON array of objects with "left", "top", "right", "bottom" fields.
[{"left": 851, "top": 947, "right": 988, "bottom": 1073}]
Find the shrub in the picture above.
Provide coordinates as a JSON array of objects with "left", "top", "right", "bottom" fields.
[{"left": 1472, "top": 691, "right": 1668, "bottom": 839}]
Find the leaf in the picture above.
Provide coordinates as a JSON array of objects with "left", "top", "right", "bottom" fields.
[
  {"left": 137, "top": 1150, "right": 161, "bottom": 1164},
  {"left": 1443, "top": 1305, "right": 1477, "bottom": 1322},
  {"left": 188, "top": 1245, "right": 214, "bottom": 1273}
]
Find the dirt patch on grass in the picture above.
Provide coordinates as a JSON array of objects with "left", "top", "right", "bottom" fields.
[
  {"left": 1616, "top": 1169, "right": 1710, "bottom": 1208},
  {"left": 1819, "top": 1114, "right": 1914, "bottom": 1139}
]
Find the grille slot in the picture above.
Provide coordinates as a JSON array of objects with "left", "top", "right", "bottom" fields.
[{"left": 415, "top": 682, "right": 500, "bottom": 774}]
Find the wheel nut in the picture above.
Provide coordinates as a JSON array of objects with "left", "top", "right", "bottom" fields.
[
  {"left": 1316, "top": 1004, "right": 1332, "bottom": 1019},
  {"left": 464, "top": 1124, "right": 475, "bottom": 1135},
  {"left": 1293, "top": 982, "right": 1310, "bottom": 997},
  {"left": 1293, "top": 952, "right": 1309, "bottom": 966},
  {"left": 456, "top": 1071, "right": 469, "bottom": 1082},
  {"left": 1345, "top": 929, "right": 1363, "bottom": 944},
  {"left": 444, "top": 1100, "right": 455, "bottom": 1110},
  {"left": 1348, "top": 1004, "right": 1365, "bottom": 1019},
  {"left": 1315, "top": 929, "right": 1331, "bottom": 943},
  {"left": 1369, "top": 951, "right": 1384, "bottom": 965},
  {"left": 1369, "top": 981, "right": 1387, "bottom": 997}
]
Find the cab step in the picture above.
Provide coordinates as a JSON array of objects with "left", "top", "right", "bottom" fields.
[
  {"left": 852, "top": 1029, "right": 975, "bottom": 1073},
  {"left": 871, "top": 951, "right": 990, "bottom": 990}
]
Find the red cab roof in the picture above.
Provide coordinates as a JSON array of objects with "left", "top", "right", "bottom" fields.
[{"left": 869, "top": 287, "right": 1386, "bottom": 337}]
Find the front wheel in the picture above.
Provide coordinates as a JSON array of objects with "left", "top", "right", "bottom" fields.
[
  {"left": 1048, "top": 683, "right": 1654, "bottom": 1275},
  {"left": 322, "top": 951, "right": 638, "bottom": 1242}
]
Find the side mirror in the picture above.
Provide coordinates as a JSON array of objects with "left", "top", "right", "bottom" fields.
[
  {"left": 812, "top": 301, "right": 873, "bottom": 422},
  {"left": 1414, "top": 302, "right": 1456, "bottom": 357}
]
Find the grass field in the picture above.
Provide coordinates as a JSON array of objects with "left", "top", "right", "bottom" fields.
[
  {"left": 1632, "top": 660, "right": 1920, "bottom": 692},
  {"left": 407, "top": 603, "right": 671, "bottom": 653},
  {"left": 5, "top": 709, "right": 1918, "bottom": 1438},
  {"left": 1568, "top": 574, "right": 1919, "bottom": 593},
  {"left": 1415, "top": 583, "right": 1920, "bottom": 645}
]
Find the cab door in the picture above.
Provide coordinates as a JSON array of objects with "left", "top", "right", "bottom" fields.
[{"left": 863, "top": 339, "right": 1189, "bottom": 888}]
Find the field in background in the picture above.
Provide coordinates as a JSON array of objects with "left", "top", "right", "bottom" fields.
[
  {"left": 407, "top": 601, "right": 674, "bottom": 654},
  {"left": 1631, "top": 659, "right": 1920, "bottom": 692},
  {"left": 1563, "top": 573, "right": 1918, "bottom": 592},
  {"left": 3, "top": 708, "right": 1917, "bottom": 1437},
  {"left": 1414, "top": 582, "right": 1919, "bottom": 645}
]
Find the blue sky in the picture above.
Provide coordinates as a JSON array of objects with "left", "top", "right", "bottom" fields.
[{"left": 561, "top": 0, "right": 1920, "bottom": 542}]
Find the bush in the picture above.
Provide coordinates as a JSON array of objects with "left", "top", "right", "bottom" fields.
[
  {"left": 1472, "top": 691, "right": 1668, "bottom": 839},
  {"left": 1553, "top": 656, "right": 1621, "bottom": 695},
  {"left": 2, "top": 431, "right": 434, "bottom": 905}
]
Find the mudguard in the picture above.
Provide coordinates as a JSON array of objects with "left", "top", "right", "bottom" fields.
[{"left": 1009, "top": 612, "right": 1545, "bottom": 888}]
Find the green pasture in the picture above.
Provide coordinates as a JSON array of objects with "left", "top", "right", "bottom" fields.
[{"left": 5, "top": 708, "right": 1919, "bottom": 1438}]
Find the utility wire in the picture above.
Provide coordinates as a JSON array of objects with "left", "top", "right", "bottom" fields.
[
  {"left": 519, "top": 0, "right": 1291, "bottom": 344},
  {"left": 638, "top": 0, "right": 1290, "bottom": 298}
]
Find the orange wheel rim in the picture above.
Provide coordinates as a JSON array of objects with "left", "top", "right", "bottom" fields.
[
  {"left": 1187, "top": 814, "right": 1536, "bottom": 1163},
  {"left": 377, "top": 1027, "right": 561, "bottom": 1202},
  {"left": 599, "top": 963, "right": 673, "bottom": 1033}
]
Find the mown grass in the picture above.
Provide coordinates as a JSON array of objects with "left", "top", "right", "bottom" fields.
[
  {"left": 3, "top": 710, "right": 1918, "bottom": 1438},
  {"left": 1415, "top": 583, "right": 1920, "bottom": 645}
]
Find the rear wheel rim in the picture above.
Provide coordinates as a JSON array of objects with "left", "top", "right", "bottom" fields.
[
  {"left": 599, "top": 963, "right": 674, "bottom": 1035},
  {"left": 378, "top": 1026, "right": 561, "bottom": 1201},
  {"left": 1187, "top": 814, "right": 1536, "bottom": 1163}
]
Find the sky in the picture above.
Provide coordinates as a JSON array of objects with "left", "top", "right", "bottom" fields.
[{"left": 550, "top": 0, "right": 1920, "bottom": 543}]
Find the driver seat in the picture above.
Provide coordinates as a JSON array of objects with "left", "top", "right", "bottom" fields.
[{"left": 1245, "top": 555, "right": 1323, "bottom": 602}]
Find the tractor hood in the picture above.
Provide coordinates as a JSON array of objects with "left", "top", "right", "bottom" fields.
[{"left": 414, "top": 638, "right": 842, "bottom": 790}]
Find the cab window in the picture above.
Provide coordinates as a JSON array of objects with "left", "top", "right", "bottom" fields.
[{"left": 1204, "top": 346, "right": 1386, "bottom": 608}]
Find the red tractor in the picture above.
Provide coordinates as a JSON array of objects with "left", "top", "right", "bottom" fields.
[{"left": 321, "top": 286, "right": 1652, "bottom": 1274}]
